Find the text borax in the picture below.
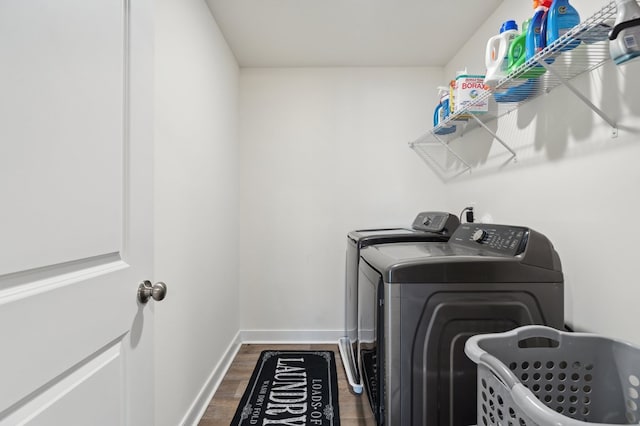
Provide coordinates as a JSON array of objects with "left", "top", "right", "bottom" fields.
[{"left": 460, "top": 82, "right": 487, "bottom": 89}]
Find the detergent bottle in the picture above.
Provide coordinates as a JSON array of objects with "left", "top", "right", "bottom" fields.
[
  {"left": 507, "top": 0, "right": 549, "bottom": 78},
  {"left": 540, "top": 0, "right": 556, "bottom": 63},
  {"left": 507, "top": 20, "right": 529, "bottom": 73},
  {"left": 546, "top": 0, "right": 581, "bottom": 51},
  {"left": 433, "top": 87, "right": 456, "bottom": 135},
  {"left": 484, "top": 20, "right": 519, "bottom": 88},
  {"left": 527, "top": 0, "right": 553, "bottom": 58},
  {"left": 433, "top": 86, "right": 449, "bottom": 126}
]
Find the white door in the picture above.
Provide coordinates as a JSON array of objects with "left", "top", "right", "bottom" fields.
[{"left": 0, "top": 0, "right": 156, "bottom": 425}]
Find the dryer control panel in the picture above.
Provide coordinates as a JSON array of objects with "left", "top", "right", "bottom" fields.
[{"left": 450, "top": 224, "right": 529, "bottom": 256}]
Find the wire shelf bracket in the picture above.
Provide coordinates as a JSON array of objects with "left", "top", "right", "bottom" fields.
[{"left": 540, "top": 61, "right": 618, "bottom": 138}]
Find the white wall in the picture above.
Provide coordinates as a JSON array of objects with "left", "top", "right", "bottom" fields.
[
  {"left": 442, "top": 0, "right": 640, "bottom": 343},
  {"left": 239, "top": 67, "right": 446, "bottom": 338},
  {"left": 154, "top": 1, "right": 239, "bottom": 425}
]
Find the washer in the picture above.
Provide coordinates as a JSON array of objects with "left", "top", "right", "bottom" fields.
[
  {"left": 338, "top": 212, "right": 460, "bottom": 394},
  {"left": 358, "top": 223, "right": 564, "bottom": 425}
]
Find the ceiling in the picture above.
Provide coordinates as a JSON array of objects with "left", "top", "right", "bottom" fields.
[{"left": 207, "top": 0, "right": 503, "bottom": 68}]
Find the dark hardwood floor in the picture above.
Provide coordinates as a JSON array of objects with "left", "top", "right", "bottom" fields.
[{"left": 198, "top": 344, "right": 376, "bottom": 425}]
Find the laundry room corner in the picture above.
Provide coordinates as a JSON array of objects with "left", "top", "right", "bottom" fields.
[
  {"left": 154, "top": 1, "right": 241, "bottom": 425},
  {"left": 237, "top": 67, "right": 449, "bottom": 341}
]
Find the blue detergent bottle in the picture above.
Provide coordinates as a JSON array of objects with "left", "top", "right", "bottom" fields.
[
  {"left": 547, "top": 0, "right": 581, "bottom": 51},
  {"left": 526, "top": 0, "right": 552, "bottom": 58},
  {"left": 540, "top": 1, "right": 556, "bottom": 63}
]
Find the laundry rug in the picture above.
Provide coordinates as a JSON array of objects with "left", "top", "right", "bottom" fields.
[{"left": 231, "top": 350, "right": 340, "bottom": 426}]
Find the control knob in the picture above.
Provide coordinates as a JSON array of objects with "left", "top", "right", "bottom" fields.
[{"left": 472, "top": 229, "right": 488, "bottom": 243}]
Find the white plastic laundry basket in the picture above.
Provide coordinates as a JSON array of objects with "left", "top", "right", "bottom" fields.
[{"left": 465, "top": 325, "right": 640, "bottom": 425}]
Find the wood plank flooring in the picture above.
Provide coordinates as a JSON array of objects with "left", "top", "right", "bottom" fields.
[{"left": 198, "top": 344, "right": 376, "bottom": 425}]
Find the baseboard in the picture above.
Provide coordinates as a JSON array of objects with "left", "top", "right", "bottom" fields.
[
  {"left": 240, "top": 329, "right": 344, "bottom": 344},
  {"left": 181, "top": 330, "right": 242, "bottom": 426}
]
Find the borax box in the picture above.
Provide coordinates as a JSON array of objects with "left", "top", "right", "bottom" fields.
[{"left": 452, "top": 74, "right": 489, "bottom": 114}]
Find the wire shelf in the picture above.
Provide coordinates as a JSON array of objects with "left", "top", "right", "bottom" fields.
[{"left": 410, "top": 1, "right": 618, "bottom": 181}]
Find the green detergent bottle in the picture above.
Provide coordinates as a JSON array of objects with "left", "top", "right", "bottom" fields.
[
  {"left": 508, "top": 23, "right": 528, "bottom": 72},
  {"left": 508, "top": 19, "right": 545, "bottom": 78},
  {"left": 507, "top": 2, "right": 547, "bottom": 79}
]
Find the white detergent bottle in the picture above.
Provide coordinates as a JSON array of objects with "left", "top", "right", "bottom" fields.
[{"left": 484, "top": 20, "right": 519, "bottom": 88}]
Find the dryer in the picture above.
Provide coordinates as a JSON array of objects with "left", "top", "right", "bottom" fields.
[
  {"left": 358, "top": 223, "right": 564, "bottom": 425},
  {"left": 338, "top": 212, "right": 460, "bottom": 394}
]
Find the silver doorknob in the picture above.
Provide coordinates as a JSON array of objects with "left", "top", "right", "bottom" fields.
[{"left": 138, "top": 280, "right": 167, "bottom": 303}]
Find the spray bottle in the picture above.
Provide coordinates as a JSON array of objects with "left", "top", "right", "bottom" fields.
[
  {"left": 547, "top": 0, "right": 581, "bottom": 51},
  {"left": 484, "top": 20, "right": 520, "bottom": 88},
  {"left": 433, "top": 87, "right": 456, "bottom": 135},
  {"left": 609, "top": 0, "right": 640, "bottom": 65}
]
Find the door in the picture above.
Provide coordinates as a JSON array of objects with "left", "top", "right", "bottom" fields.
[{"left": 0, "top": 0, "right": 155, "bottom": 425}]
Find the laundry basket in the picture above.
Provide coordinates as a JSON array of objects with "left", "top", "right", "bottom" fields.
[{"left": 464, "top": 325, "right": 640, "bottom": 425}]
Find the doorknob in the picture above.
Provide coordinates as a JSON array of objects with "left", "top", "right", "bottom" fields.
[{"left": 138, "top": 280, "right": 167, "bottom": 303}]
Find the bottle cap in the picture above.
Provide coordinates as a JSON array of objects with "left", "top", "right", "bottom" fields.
[
  {"left": 500, "top": 20, "right": 518, "bottom": 33},
  {"left": 533, "top": 0, "right": 540, "bottom": 9}
]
